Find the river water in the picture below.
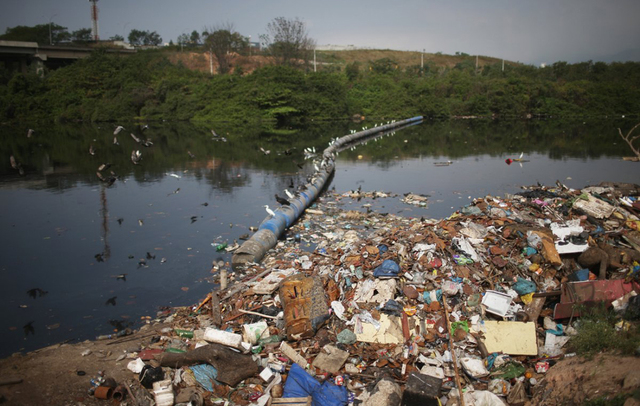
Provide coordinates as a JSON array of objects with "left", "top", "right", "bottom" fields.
[{"left": 0, "top": 118, "right": 638, "bottom": 357}]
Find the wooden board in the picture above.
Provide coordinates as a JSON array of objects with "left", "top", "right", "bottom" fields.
[{"left": 483, "top": 321, "right": 538, "bottom": 356}]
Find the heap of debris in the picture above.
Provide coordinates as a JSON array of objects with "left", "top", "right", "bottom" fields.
[{"left": 23, "top": 182, "right": 640, "bottom": 406}]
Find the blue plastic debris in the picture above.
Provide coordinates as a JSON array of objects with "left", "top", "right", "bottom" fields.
[
  {"left": 373, "top": 259, "right": 400, "bottom": 278},
  {"left": 190, "top": 364, "right": 218, "bottom": 392},
  {"left": 377, "top": 244, "right": 388, "bottom": 254},
  {"left": 546, "top": 324, "right": 564, "bottom": 336},
  {"left": 568, "top": 269, "right": 591, "bottom": 281},
  {"left": 523, "top": 247, "right": 537, "bottom": 256},
  {"left": 423, "top": 289, "right": 442, "bottom": 304},
  {"left": 283, "top": 364, "right": 348, "bottom": 406},
  {"left": 512, "top": 277, "right": 537, "bottom": 296}
]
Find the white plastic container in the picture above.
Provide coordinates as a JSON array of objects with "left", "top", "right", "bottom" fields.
[
  {"left": 203, "top": 327, "right": 243, "bottom": 349},
  {"left": 152, "top": 379, "right": 174, "bottom": 406},
  {"left": 481, "top": 290, "right": 513, "bottom": 317},
  {"left": 242, "top": 321, "right": 270, "bottom": 344}
]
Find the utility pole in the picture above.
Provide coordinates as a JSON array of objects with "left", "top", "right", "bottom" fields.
[
  {"left": 313, "top": 49, "right": 316, "bottom": 72},
  {"left": 209, "top": 50, "right": 213, "bottom": 75},
  {"left": 48, "top": 14, "right": 57, "bottom": 45},
  {"left": 89, "top": 0, "right": 100, "bottom": 41},
  {"left": 502, "top": 59, "right": 504, "bottom": 72},
  {"left": 421, "top": 49, "right": 424, "bottom": 70},
  {"left": 249, "top": 35, "right": 252, "bottom": 56}
]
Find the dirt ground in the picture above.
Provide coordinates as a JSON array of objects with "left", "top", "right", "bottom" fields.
[
  {"left": 529, "top": 354, "right": 640, "bottom": 405},
  {"left": 1, "top": 321, "right": 639, "bottom": 405},
  {"left": 0, "top": 323, "right": 169, "bottom": 406}
]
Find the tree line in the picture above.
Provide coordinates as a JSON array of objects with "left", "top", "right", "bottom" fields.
[{"left": 0, "top": 18, "right": 639, "bottom": 124}]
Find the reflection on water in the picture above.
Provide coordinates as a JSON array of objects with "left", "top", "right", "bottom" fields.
[{"left": 0, "top": 118, "right": 638, "bottom": 357}]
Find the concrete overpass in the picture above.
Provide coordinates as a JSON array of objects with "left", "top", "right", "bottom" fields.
[{"left": 0, "top": 40, "right": 136, "bottom": 74}]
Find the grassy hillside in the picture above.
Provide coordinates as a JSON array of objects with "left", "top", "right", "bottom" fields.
[{"left": 165, "top": 48, "right": 515, "bottom": 75}]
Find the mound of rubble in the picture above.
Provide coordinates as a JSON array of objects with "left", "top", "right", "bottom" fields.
[{"left": 4, "top": 182, "right": 640, "bottom": 406}]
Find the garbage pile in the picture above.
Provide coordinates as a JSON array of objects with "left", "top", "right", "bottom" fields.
[{"left": 90, "top": 181, "right": 640, "bottom": 406}]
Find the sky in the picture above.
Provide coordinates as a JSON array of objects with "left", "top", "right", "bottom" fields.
[{"left": 2, "top": 0, "right": 640, "bottom": 66}]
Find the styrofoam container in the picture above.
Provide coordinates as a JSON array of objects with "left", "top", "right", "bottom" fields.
[
  {"left": 481, "top": 290, "right": 512, "bottom": 317},
  {"left": 152, "top": 379, "right": 174, "bottom": 406}
]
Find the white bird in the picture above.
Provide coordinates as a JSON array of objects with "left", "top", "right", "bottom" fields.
[
  {"left": 131, "top": 133, "right": 141, "bottom": 143},
  {"left": 131, "top": 150, "right": 142, "bottom": 164},
  {"left": 114, "top": 126, "right": 124, "bottom": 135},
  {"left": 285, "top": 189, "right": 295, "bottom": 199},
  {"left": 260, "top": 147, "right": 271, "bottom": 155},
  {"left": 264, "top": 205, "right": 275, "bottom": 217},
  {"left": 113, "top": 136, "right": 119, "bottom": 145},
  {"left": 27, "top": 129, "right": 34, "bottom": 138}
]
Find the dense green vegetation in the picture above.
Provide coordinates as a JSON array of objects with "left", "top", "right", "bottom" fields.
[{"left": 1, "top": 48, "right": 639, "bottom": 124}]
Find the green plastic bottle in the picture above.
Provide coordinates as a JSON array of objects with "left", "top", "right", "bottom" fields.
[{"left": 174, "top": 329, "right": 194, "bottom": 338}]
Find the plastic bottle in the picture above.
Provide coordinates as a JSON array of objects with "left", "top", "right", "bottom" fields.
[{"left": 174, "top": 329, "right": 194, "bottom": 338}]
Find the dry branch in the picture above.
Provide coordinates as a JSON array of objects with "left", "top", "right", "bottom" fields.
[{"left": 618, "top": 122, "right": 640, "bottom": 160}]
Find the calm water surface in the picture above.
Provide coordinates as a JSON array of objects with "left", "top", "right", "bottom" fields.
[{"left": 0, "top": 118, "right": 638, "bottom": 357}]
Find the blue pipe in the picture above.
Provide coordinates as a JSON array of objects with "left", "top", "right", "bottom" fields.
[{"left": 232, "top": 116, "right": 423, "bottom": 269}]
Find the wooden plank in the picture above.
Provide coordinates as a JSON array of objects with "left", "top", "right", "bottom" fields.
[
  {"left": 210, "top": 290, "right": 221, "bottom": 327},
  {"left": 483, "top": 321, "right": 538, "bottom": 356}
]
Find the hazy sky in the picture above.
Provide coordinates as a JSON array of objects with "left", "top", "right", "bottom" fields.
[{"left": 2, "top": 0, "right": 639, "bottom": 65}]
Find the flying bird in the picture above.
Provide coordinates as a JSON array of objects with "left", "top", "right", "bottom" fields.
[
  {"left": 130, "top": 133, "right": 141, "bottom": 143},
  {"left": 131, "top": 150, "right": 142, "bottom": 164},
  {"left": 26, "top": 288, "right": 48, "bottom": 299},
  {"left": 23, "top": 321, "right": 35, "bottom": 336},
  {"left": 187, "top": 151, "right": 195, "bottom": 159},
  {"left": 146, "top": 252, "right": 156, "bottom": 260},
  {"left": 260, "top": 147, "right": 271, "bottom": 155},
  {"left": 211, "top": 129, "right": 219, "bottom": 138},
  {"left": 89, "top": 145, "right": 96, "bottom": 156},
  {"left": 114, "top": 274, "right": 127, "bottom": 281},
  {"left": 105, "top": 296, "right": 117, "bottom": 306},
  {"left": 113, "top": 136, "right": 119, "bottom": 145},
  {"left": 114, "top": 126, "right": 125, "bottom": 135},
  {"left": 27, "top": 129, "right": 34, "bottom": 138}
]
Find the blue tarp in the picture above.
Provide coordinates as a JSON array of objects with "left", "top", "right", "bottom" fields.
[
  {"left": 373, "top": 259, "right": 400, "bottom": 278},
  {"left": 283, "top": 364, "right": 348, "bottom": 406}
]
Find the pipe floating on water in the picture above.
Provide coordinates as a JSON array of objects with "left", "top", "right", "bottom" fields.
[{"left": 231, "top": 116, "right": 423, "bottom": 269}]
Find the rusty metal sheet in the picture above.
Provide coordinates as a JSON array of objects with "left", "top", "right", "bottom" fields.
[{"left": 553, "top": 280, "right": 640, "bottom": 319}]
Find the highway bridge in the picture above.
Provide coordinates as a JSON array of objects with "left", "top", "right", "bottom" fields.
[{"left": 0, "top": 40, "right": 136, "bottom": 74}]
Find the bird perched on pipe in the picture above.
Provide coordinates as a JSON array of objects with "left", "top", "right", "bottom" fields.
[
  {"left": 275, "top": 194, "right": 290, "bottom": 206},
  {"left": 264, "top": 205, "right": 276, "bottom": 217},
  {"left": 284, "top": 189, "right": 295, "bottom": 199}
]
